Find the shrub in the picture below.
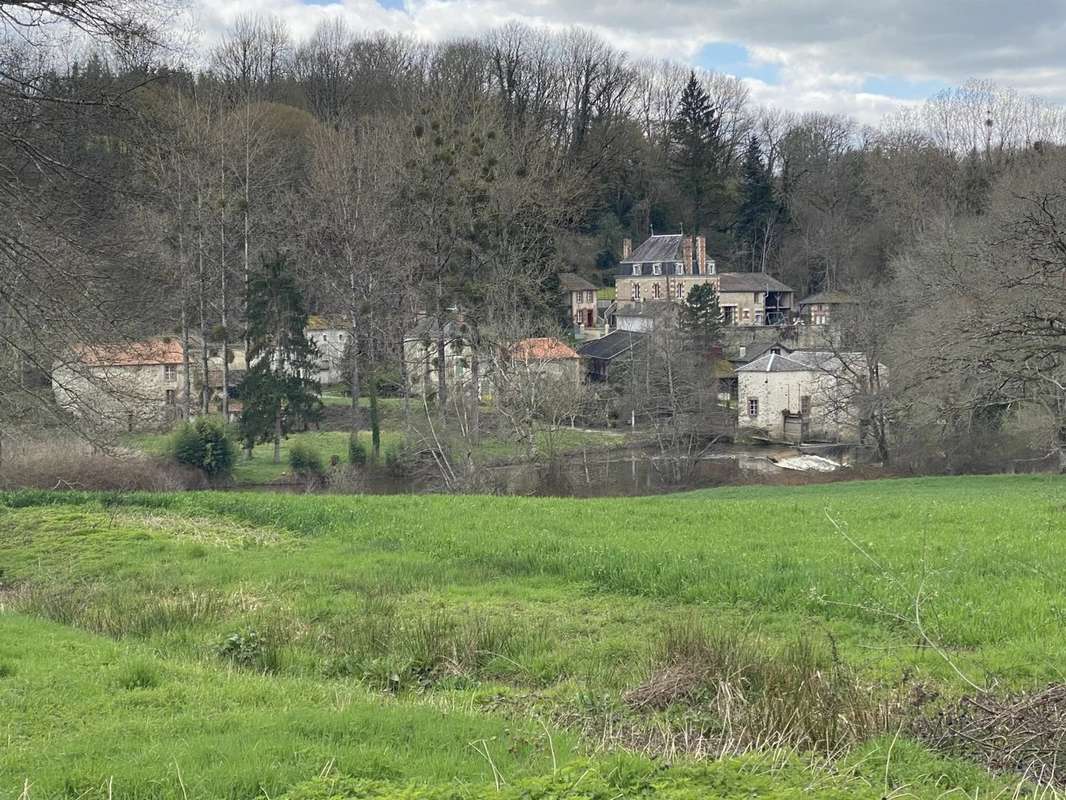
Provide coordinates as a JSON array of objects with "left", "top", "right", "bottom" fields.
[
  {"left": 348, "top": 434, "right": 368, "bottom": 466},
  {"left": 169, "top": 418, "right": 236, "bottom": 478},
  {"left": 216, "top": 629, "right": 279, "bottom": 672},
  {"left": 289, "top": 440, "right": 324, "bottom": 480}
]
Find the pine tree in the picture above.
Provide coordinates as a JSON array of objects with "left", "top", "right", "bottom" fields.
[
  {"left": 735, "top": 136, "right": 778, "bottom": 271},
  {"left": 238, "top": 252, "right": 322, "bottom": 463},
  {"left": 679, "top": 283, "right": 723, "bottom": 347},
  {"left": 669, "top": 72, "right": 726, "bottom": 234}
]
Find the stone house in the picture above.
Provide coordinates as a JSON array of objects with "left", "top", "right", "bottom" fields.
[
  {"left": 52, "top": 338, "right": 187, "bottom": 430},
  {"left": 735, "top": 349, "right": 870, "bottom": 443},
  {"left": 614, "top": 233, "right": 795, "bottom": 325},
  {"left": 305, "top": 316, "right": 349, "bottom": 386},
  {"left": 558, "top": 273, "right": 599, "bottom": 332},
  {"left": 403, "top": 316, "right": 487, "bottom": 399},
  {"left": 797, "top": 291, "right": 859, "bottom": 326},
  {"left": 510, "top": 337, "right": 581, "bottom": 387}
]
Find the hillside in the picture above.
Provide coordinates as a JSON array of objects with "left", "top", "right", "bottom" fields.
[{"left": 2, "top": 476, "right": 1066, "bottom": 798}]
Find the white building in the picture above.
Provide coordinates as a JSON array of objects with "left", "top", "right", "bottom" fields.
[
  {"left": 305, "top": 317, "right": 350, "bottom": 386},
  {"left": 736, "top": 348, "right": 871, "bottom": 443}
]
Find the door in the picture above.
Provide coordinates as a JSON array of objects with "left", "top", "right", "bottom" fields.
[{"left": 585, "top": 309, "right": 594, "bottom": 327}]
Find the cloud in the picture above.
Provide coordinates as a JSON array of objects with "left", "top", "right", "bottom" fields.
[{"left": 186, "top": 0, "right": 1066, "bottom": 124}]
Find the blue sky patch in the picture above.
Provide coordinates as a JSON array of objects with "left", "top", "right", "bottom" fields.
[
  {"left": 862, "top": 75, "right": 948, "bottom": 100},
  {"left": 696, "top": 42, "right": 781, "bottom": 84}
]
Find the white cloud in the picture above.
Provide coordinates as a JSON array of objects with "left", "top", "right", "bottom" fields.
[{"left": 187, "top": 0, "right": 1066, "bottom": 123}]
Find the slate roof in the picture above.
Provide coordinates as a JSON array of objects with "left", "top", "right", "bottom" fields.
[
  {"left": 717, "top": 273, "right": 794, "bottom": 293},
  {"left": 577, "top": 330, "right": 647, "bottom": 361},
  {"left": 621, "top": 234, "right": 684, "bottom": 264},
  {"left": 558, "top": 272, "right": 597, "bottom": 292},
  {"left": 736, "top": 350, "right": 857, "bottom": 373},
  {"left": 798, "top": 290, "right": 858, "bottom": 306},
  {"left": 73, "top": 338, "right": 183, "bottom": 367}
]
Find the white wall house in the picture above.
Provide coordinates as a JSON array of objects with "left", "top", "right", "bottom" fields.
[
  {"left": 305, "top": 317, "right": 349, "bottom": 386},
  {"left": 736, "top": 349, "right": 870, "bottom": 443}
]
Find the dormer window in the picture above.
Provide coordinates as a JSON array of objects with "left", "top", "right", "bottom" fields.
[
  {"left": 674, "top": 263, "right": 684, "bottom": 276},
  {"left": 652, "top": 263, "right": 661, "bottom": 276},
  {"left": 631, "top": 264, "right": 640, "bottom": 276}
]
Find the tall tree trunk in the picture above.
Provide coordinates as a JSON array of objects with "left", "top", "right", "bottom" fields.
[
  {"left": 435, "top": 277, "right": 448, "bottom": 422},
  {"left": 273, "top": 404, "right": 282, "bottom": 464},
  {"left": 197, "top": 195, "right": 210, "bottom": 415},
  {"left": 219, "top": 148, "right": 230, "bottom": 422},
  {"left": 470, "top": 334, "right": 480, "bottom": 444},
  {"left": 347, "top": 251, "right": 361, "bottom": 433}
]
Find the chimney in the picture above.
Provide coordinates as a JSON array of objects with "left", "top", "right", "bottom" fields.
[
  {"left": 680, "top": 237, "right": 693, "bottom": 273},
  {"left": 695, "top": 235, "right": 707, "bottom": 275},
  {"left": 622, "top": 237, "right": 632, "bottom": 259}
]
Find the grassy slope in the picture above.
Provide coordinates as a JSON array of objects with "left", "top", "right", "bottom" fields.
[{"left": 2, "top": 475, "right": 1065, "bottom": 798}]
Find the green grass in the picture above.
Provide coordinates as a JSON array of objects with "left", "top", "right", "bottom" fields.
[
  {"left": 3, "top": 476, "right": 1066, "bottom": 797},
  {"left": 597, "top": 287, "right": 615, "bottom": 301}
]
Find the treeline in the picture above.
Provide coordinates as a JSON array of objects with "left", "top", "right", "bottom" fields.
[{"left": 4, "top": 4, "right": 1066, "bottom": 472}]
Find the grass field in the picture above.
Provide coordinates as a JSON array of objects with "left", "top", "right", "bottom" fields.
[
  {"left": 126, "top": 423, "right": 625, "bottom": 485},
  {"left": 3, "top": 475, "right": 1066, "bottom": 798}
]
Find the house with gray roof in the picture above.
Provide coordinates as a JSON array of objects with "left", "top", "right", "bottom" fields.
[
  {"left": 735, "top": 348, "right": 871, "bottom": 443},
  {"left": 614, "top": 233, "right": 795, "bottom": 325},
  {"left": 558, "top": 272, "right": 599, "bottom": 332}
]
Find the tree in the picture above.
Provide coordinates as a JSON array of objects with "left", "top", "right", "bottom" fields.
[
  {"left": 735, "top": 135, "right": 781, "bottom": 272},
  {"left": 669, "top": 72, "right": 727, "bottom": 235},
  {"left": 679, "top": 283, "right": 722, "bottom": 346},
  {"left": 238, "top": 253, "right": 321, "bottom": 463}
]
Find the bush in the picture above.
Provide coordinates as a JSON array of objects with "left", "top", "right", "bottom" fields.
[
  {"left": 289, "top": 440, "right": 324, "bottom": 480},
  {"left": 169, "top": 418, "right": 236, "bottom": 478},
  {"left": 348, "top": 434, "right": 368, "bottom": 465}
]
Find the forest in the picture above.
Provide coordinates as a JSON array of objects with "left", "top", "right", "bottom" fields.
[{"left": 4, "top": 0, "right": 1066, "bottom": 474}]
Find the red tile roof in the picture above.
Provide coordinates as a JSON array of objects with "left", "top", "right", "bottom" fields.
[
  {"left": 73, "top": 338, "right": 184, "bottom": 367},
  {"left": 512, "top": 337, "right": 579, "bottom": 361}
]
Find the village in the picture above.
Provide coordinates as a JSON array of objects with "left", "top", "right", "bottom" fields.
[{"left": 51, "top": 231, "right": 877, "bottom": 467}]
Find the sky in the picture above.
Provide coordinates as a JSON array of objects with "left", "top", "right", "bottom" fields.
[{"left": 189, "top": 0, "right": 1066, "bottom": 125}]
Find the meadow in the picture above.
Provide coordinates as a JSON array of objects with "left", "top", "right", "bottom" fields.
[{"left": 2, "top": 475, "right": 1066, "bottom": 798}]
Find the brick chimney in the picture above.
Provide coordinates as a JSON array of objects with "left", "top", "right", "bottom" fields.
[
  {"left": 680, "top": 237, "right": 693, "bottom": 273},
  {"left": 621, "top": 237, "right": 632, "bottom": 259},
  {"left": 695, "top": 235, "right": 707, "bottom": 275}
]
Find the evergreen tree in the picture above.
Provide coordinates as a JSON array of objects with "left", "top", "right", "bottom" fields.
[
  {"left": 669, "top": 72, "right": 727, "bottom": 234},
  {"left": 238, "top": 252, "right": 322, "bottom": 463},
  {"left": 735, "top": 136, "right": 779, "bottom": 271},
  {"left": 679, "top": 283, "right": 723, "bottom": 348}
]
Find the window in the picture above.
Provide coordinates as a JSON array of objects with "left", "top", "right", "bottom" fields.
[
  {"left": 747, "top": 397, "right": 759, "bottom": 417},
  {"left": 165, "top": 389, "right": 176, "bottom": 405},
  {"left": 755, "top": 311, "right": 764, "bottom": 324},
  {"left": 652, "top": 283, "right": 661, "bottom": 299},
  {"left": 631, "top": 282, "right": 641, "bottom": 301},
  {"left": 674, "top": 263, "right": 684, "bottom": 276},
  {"left": 676, "top": 282, "right": 685, "bottom": 299},
  {"left": 632, "top": 264, "right": 641, "bottom": 276},
  {"left": 742, "top": 308, "right": 751, "bottom": 321},
  {"left": 800, "top": 395, "right": 811, "bottom": 415},
  {"left": 652, "top": 263, "right": 661, "bottom": 276},
  {"left": 586, "top": 290, "right": 594, "bottom": 303},
  {"left": 164, "top": 364, "right": 177, "bottom": 382}
]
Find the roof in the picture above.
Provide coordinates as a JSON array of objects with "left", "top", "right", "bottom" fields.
[
  {"left": 798, "top": 290, "right": 858, "bottom": 306},
  {"left": 736, "top": 341, "right": 795, "bottom": 364},
  {"left": 736, "top": 349, "right": 860, "bottom": 374},
  {"left": 73, "top": 338, "right": 183, "bottom": 367},
  {"left": 717, "top": 273, "right": 794, "bottom": 293},
  {"left": 621, "top": 234, "right": 684, "bottom": 264},
  {"left": 558, "top": 272, "right": 597, "bottom": 292},
  {"left": 577, "top": 330, "right": 647, "bottom": 361},
  {"left": 306, "top": 315, "right": 348, "bottom": 331},
  {"left": 615, "top": 301, "right": 674, "bottom": 319},
  {"left": 512, "top": 337, "right": 579, "bottom": 361}
]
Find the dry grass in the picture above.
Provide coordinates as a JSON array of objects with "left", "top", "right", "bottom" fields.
[{"left": 0, "top": 433, "right": 204, "bottom": 491}]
